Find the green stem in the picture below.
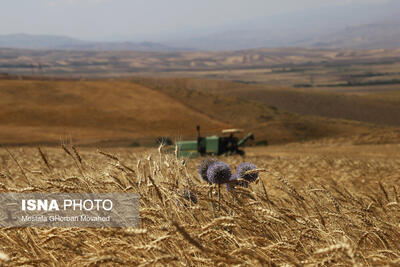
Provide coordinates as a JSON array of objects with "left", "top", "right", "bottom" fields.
[{"left": 209, "top": 187, "right": 216, "bottom": 218}]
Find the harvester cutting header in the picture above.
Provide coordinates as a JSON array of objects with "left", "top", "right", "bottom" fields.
[{"left": 176, "top": 126, "right": 254, "bottom": 157}]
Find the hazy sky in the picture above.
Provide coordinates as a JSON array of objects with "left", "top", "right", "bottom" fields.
[{"left": 0, "top": 0, "right": 392, "bottom": 41}]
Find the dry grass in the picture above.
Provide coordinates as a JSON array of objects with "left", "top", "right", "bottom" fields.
[
  {"left": 0, "top": 144, "right": 399, "bottom": 266},
  {"left": 0, "top": 79, "right": 227, "bottom": 145},
  {"left": 132, "top": 77, "right": 400, "bottom": 128},
  {"left": 132, "top": 77, "right": 400, "bottom": 144},
  {"left": 2, "top": 77, "right": 393, "bottom": 146}
]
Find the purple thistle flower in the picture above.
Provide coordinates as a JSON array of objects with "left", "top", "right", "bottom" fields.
[
  {"left": 207, "top": 161, "right": 231, "bottom": 184},
  {"left": 197, "top": 158, "right": 218, "bottom": 183},
  {"left": 236, "top": 162, "right": 258, "bottom": 182}
]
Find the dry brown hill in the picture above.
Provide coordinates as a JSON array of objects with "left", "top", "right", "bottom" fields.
[
  {"left": 131, "top": 77, "right": 396, "bottom": 144},
  {"left": 132, "top": 77, "right": 400, "bottom": 127},
  {"left": 0, "top": 79, "right": 228, "bottom": 145},
  {"left": 228, "top": 87, "right": 400, "bottom": 126},
  {"left": 0, "top": 77, "right": 398, "bottom": 146}
]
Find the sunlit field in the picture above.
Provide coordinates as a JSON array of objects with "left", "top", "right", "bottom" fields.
[{"left": 0, "top": 144, "right": 399, "bottom": 266}]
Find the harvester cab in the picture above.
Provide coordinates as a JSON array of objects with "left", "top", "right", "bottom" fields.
[{"left": 176, "top": 126, "right": 254, "bottom": 158}]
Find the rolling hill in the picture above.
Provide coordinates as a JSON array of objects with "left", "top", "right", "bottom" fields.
[
  {"left": 308, "top": 22, "right": 400, "bottom": 49},
  {"left": 130, "top": 77, "right": 400, "bottom": 144},
  {"left": 165, "top": 1, "right": 400, "bottom": 50},
  {"left": 0, "top": 79, "right": 227, "bottom": 145},
  {"left": 0, "top": 77, "right": 399, "bottom": 146},
  {"left": 0, "top": 34, "right": 184, "bottom": 52},
  {"left": 131, "top": 77, "right": 400, "bottom": 127},
  {"left": 2, "top": 0, "right": 400, "bottom": 53}
]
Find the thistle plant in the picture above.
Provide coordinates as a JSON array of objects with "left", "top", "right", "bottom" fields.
[
  {"left": 197, "top": 158, "right": 218, "bottom": 183},
  {"left": 227, "top": 162, "right": 259, "bottom": 191},
  {"left": 207, "top": 161, "right": 231, "bottom": 184},
  {"left": 236, "top": 162, "right": 258, "bottom": 182},
  {"left": 206, "top": 161, "right": 232, "bottom": 214}
]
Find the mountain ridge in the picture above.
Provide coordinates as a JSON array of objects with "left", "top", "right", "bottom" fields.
[
  {"left": 0, "top": 33, "right": 188, "bottom": 52},
  {"left": 1, "top": 0, "right": 400, "bottom": 52}
]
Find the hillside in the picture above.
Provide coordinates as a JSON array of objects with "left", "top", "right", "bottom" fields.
[
  {"left": 224, "top": 86, "right": 400, "bottom": 126},
  {"left": 308, "top": 22, "right": 400, "bottom": 49},
  {"left": 0, "top": 34, "right": 87, "bottom": 49},
  {"left": 166, "top": 1, "right": 400, "bottom": 50},
  {"left": 0, "top": 34, "right": 183, "bottom": 52},
  {"left": 1, "top": 77, "right": 399, "bottom": 146},
  {"left": 3, "top": 2, "right": 400, "bottom": 52},
  {"left": 0, "top": 79, "right": 228, "bottom": 145},
  {"left": 131, "top": 77, "right": 400, "bottom": 127},
  {"left": 130, "top": 77, "right": 399, "bottom": 144},
  {"left": 0, "top": 77, "right": 394, "bottom": 146}
]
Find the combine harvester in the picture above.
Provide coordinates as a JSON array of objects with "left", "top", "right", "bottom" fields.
[{"left": 176, "top": 126, "right": 255, "bottom": 157}]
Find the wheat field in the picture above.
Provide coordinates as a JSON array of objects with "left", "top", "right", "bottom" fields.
[{"left": 0, "top": 144, "right": 399, "bottom": 266}]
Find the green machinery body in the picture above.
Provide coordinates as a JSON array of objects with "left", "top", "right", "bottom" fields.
[{"left": 176, "top": 126, "right": 255, "bottom": 158}]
